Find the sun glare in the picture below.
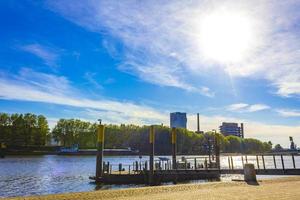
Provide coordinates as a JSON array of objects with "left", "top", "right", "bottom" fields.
[{"left": 198, "top": 12, "right": 253, "bottom": 63}]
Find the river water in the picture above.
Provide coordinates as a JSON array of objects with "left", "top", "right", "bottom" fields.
[{"left": 0, "top": 155, "right": 299, "bottom": 198}]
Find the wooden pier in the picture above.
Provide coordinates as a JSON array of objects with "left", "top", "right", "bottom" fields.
[{"left": 90, "top": 124, "right": 300, "bottom": 185}]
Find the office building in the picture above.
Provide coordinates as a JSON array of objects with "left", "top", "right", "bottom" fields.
[
  {"left": 170, "top": 112, "right": 187, "bottom": 129},
  {"left": 219, "top": 122, "right": 244, "bottom": 138}
]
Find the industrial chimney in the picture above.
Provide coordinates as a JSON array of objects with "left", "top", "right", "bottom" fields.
[
  {"left": 240, "top": 123, "right": 244, "bottom": 138},
  {"left": 197, "top": 113, "right": 200, "bottom": 133}
]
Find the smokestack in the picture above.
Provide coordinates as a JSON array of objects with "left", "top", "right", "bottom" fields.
[
  {"left": 240, "top": 123, "right": 244, "bottom": 138},
  {"left": 197, "top": 113, "right": 200, "bottom": 133}
]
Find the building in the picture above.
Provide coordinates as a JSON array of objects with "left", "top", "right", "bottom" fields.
[
  {"left": 170, "top": 112, "right": 187, "bottom": 129},
  {"left": 219, "top": 122, "right": 244, "bottom": 138}
]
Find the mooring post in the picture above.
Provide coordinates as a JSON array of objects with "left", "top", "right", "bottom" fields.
[
  {"left": 256, "top": 155, "right": 260, "bottom": 169},
  {"left": 228, "top": 157, "right": 231, "bottom": 170},
  {"left": 194, "top": 158, "right": 197, "bottom": 170},
  {"left": 96, "top": 124, "right": 105, "bottom": 178},
  {"left": 292, "top": 154, "right": 296, "bottom": 169},
  {"left": 242, "top": 156, "right": 244, "bottom": 168},
  {"left": 171, "top": 127, "right": 177, "bottom": 170},
  {"left": 281, "top": 155, "right": 285, "bottom": 172},
  {"left": 231, "top": 156, "right": 234, "bottom": 170},
  {"left": 107, "top": 162, "right": 110, "bottom": 173},
  {"left": 214, "top": 135, "right": 220, "bottom": 169},
  {"left": 135, "top": 161, "right": 139, "bottom": 172},
  {"left": 273, "top": 155, "right": 277, "bottom": 169},
  {"left": 262, "top": 155, "right": 266, "bottom": 170},
  {"left": 149, "top": 125, "right": 155, "bottom": 185}
]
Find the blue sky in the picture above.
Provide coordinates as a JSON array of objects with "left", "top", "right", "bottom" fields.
[{"left": 0, "top": 0, "right": 300, "bottom": 147}]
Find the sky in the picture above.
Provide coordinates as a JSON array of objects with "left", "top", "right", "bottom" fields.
[{"left": 0, "top": 0, "right": 300, "bottom": 147}]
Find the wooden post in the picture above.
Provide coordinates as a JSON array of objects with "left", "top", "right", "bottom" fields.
[
  {"left": 281, "top": 155, "right": 285, "bottom": 172},
  {"left": 273, "top": 155, "right": 277, "bottom": 169},
  {"left": 245, "top": 155, "right": 248, "bottom": 163},
  {"left": 214, "top": 135, "right": 220, "bottom": 169},
  {"left": 171, "top": 128, "right": 177, "bottom": 170},
  {"left": 262, "top": 155, "right": 266, "bottom": 170},
  {"left": 241, "top": 156, "right": 244, "bottom": 168},
  {"left": 292, "top": 154, "right": 296, "bottom": 169},
  {"left": 228, "top": 157, "right": 231, "bottom": 170},
  {"left": 256, "top": 155, "right": 260, "bottom": 169},
  {"left": 230, "top": 156, "right": 234, "bottom": 170},
  {"left": 149, "top": 125, "right": 155, "bottom": 185},
  {"left": 107, "top": 162, "right": 110, "bottom": 173},
  {"left": 96, "top": 124, "right": 105, "bottom": 178},
  {"left": 194, "top": 158, "right": 197, "bottom": 170}
]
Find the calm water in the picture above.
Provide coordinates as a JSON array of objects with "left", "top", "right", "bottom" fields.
[{"left": 0, "top": 155, "right": 299, "bottom": 198}]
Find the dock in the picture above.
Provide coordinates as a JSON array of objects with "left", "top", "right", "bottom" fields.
[{"left": 90, "top": 124, "right": 300, "bottom": 185}]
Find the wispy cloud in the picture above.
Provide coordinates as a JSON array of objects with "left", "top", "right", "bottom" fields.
[
  {"left": 47, "top": 0, "right": 300, "bottom": 97},
  {"left": 0, "top": 69, "right": 167, "bottom": 124},
  {"left": 0, "top": 69, "right": 298, "bottom": 146},
  {"left": 227, "top": 103, "right": 270, "bottom": 112},
  {"left": 20, "top": 43, "right": 59, "bottom": 67},
  {"left": 276, "top": 109, "right": 300, "bottom": 117}
]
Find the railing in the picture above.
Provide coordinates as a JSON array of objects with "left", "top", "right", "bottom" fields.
[{"left": 101, "top": 156, "right": 220, "bottom": 175}]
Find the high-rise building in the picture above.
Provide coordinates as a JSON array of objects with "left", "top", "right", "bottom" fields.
[
  {"left": 170, "top": 112, "right": 187, "bottom": 129},
  {"left": 219, "top": 122, "right": 244, "bottom": 138}
]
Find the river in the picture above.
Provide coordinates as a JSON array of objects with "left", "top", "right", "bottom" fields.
[{"left": 0, "top": 155, "right": 299, "bottom": 198}]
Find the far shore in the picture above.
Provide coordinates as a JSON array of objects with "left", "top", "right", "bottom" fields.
[{"left": 6, "top": 177, "right": 300, "bottom": 200}]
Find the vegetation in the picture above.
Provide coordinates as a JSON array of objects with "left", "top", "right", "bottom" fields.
[
  {"left": 0, "top": 113, "right": 272, "bottom": 154},
  {"left": 51, "top": 118, "right": 272, "bottom": 154},
  {"left": 0, "top": 113, "right": 50, "bottom": 146}
]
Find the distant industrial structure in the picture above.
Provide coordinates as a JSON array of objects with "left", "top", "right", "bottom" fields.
[
  {"left": 170, "top": 112, "right": 187, "bottom": 129},
  {"left": 195, "top": 113, "right": 204, "bottom": 134},
  {"left": 219, "top": 122, "right": 244, "bottom": 138}
]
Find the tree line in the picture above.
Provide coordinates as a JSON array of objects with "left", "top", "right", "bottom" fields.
[
  {"left": 52, "top": 118, "right": 272, "bottom": 154},
  {"left": 0, "top": 113, "right": 49, "bottom": 146},
  {"left": 0, "top": 113, "right": 272, "bottom": 154}
]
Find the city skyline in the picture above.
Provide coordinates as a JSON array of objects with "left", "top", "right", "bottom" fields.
[{"left": 1, "top": 1, "right": 300, "bottom": 147}]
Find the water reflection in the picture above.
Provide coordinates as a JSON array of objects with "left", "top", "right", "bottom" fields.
[{"left": 0, "top": 155, "right": 298, "bottom": 198}]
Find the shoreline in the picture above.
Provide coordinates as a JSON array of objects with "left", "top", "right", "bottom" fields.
[{"left": 5, "top": 177, "right": 300, "bottom": 200}]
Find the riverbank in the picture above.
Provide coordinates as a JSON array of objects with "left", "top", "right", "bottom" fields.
[{"left": 6, "top": 177, "right": 300, "bottom": 200}]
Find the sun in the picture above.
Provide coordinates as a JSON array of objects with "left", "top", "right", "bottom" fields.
[{"left": 198, "top": 11, "right": 253, "bottom": 63}]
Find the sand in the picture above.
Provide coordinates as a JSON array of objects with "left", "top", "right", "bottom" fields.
[{"left": 6, "top": 177, "right": 300, "bottom": 200}]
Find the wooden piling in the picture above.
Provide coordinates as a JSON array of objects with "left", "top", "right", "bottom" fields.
[
  {"left": 241, "top": 156, "right": 244, "bottom": 168},
  {"left": 292, "top": 154, "right": 296, "bottom": 169},
  {"left": 194, "top": 158, "right": 197, "bottom": 170},
  {"left": 230, "top": 156, "right": 234, "bottom": 170},
  {"left": 262, "top": 155, "right": 266, "bottom": 170},
  {"left": 149, "top": 125, "right": 155, "bottom": 185},
  {"left": 256, "top": 155, "right": 260, "bottom": 169},
  {"left": 228, "top": 157, "right": 231, "bottom": 170},
  {"left": 171, "top": 127, "right": 177, "bottom": 170},
  {"left": 281, "top": 155, "right": 285, "bottom": 172},
  {"left": 272, "top": 155, "right": 277, "bottom": 169},
  {"left": 214, "top": 135, "right": 220, "bottom": 169},
  {"left": 96, "top": 124, "right": 105, "bottom": 178},
  {"left": 245, "top": 155, "right": 248, "bottom": 163}
]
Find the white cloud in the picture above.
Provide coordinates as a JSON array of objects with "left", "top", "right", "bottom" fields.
[
  {"left": 227, "top": 103, "right": 270, "bottom": 113},
  {"left": 20, "top": 43, "right": 59, "bottom": 66},
  {"left": 227, "top": 103, "right": 249, "bottom": 111},
  {"left": 0, "top": 69, "right": 298, "bottom": 147},
  {"left": 0, "top": 69, "right": 167, "bottom": 125},
  {"left": 277, "top": 109, "right": 300, "bottom": 117},
  {"left": 47, "top": 0, "right": 300, "bottom": 97}
]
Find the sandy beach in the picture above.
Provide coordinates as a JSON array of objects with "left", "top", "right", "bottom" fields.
[{"left": 5, "top": 177, "right": 300, "bottom": 200}]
